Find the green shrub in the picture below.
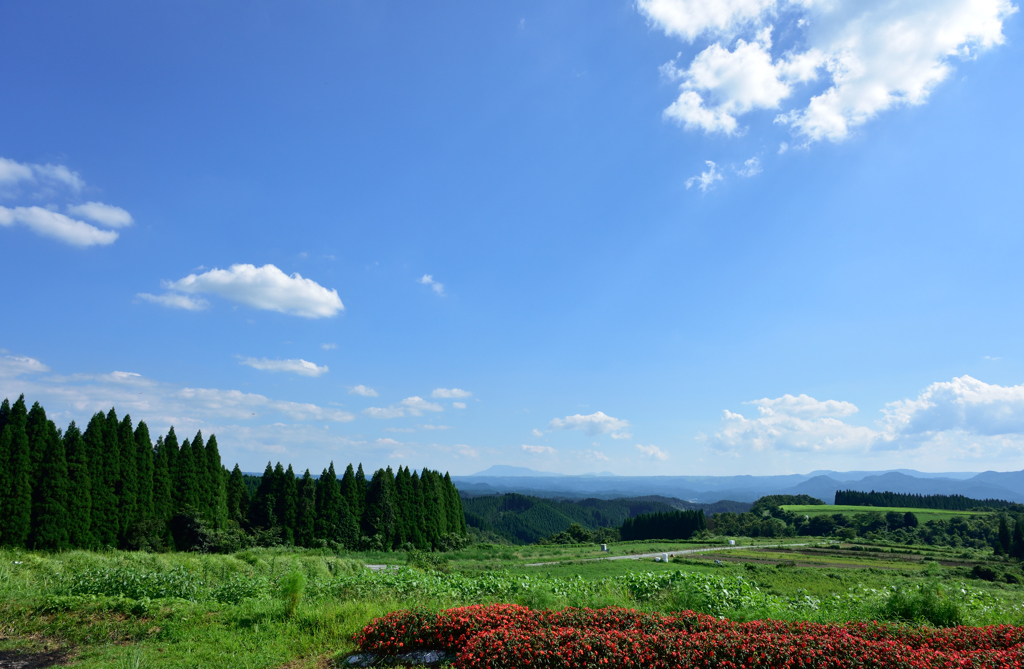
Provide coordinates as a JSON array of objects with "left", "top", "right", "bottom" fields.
[{"left": 278, "top": 568, "right": 306, "bottom": 617}]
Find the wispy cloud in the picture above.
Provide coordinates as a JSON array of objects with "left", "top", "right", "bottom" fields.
[
  {"left": 238, "top": 357, "right": 329, "bottom": 377},
  {"left": 684, "top": 161, "right": 723, "bottom": 193},
  {"left": 636, "top": 444, "right": 669, "bottom": 461},
  {"left": 137, "top": 292, "right": 209, "bottom": 311},
  {"left": 549, "top": 411, "right": 630, "bottom": 438},
  {"left": 418, "top": 274, "right": 445, "bottom": 296},
  {"left": 66, "top": 202, "right": 134, "bottom": 227},
  {"left": 432, "top": 388, "right": 471, "bottom": 399},
  {"left": 522, "top": 444, "right": 556, "bottom": 454},
  {"left": 0, "top": 206, "right": 119, "bottom": 247},
  {"left": 363, "top": 396, "right": 444, "bottom": 419},
  {"left": 348, "top": 385, "right": 379, "bottom": 397}
]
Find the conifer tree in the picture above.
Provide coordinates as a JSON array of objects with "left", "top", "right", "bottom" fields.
[
  {"left": 190, "top": 431, "right": 210, "bottom": 514},
  {"left": 315, "top": 463, "right": 342, "bottom": 540},
  {"left": 409, "top": 469, "right": 427, "bottom": 549},
  {"left": 204, "top": 434, "right": 227, "bottom": 527},
  {"left": 83, "top": 412, "right": 118, "bottom": 546},
  {"left": 63, "top": 421, "right": 94, "bottom": 548},
  {"left": 355, "top": 463, "right": 368, "bottom": 523},
  {"left": 176, "top": 438, "right": 199, "bottom": 513},
  {"left": 30, "top": 419, "right": 69, "bottom": 550},
  {"left": 364, "top": 468, "right": 398, "bottom": 548},
  {"left": 295, "top": 470, "right": 316, "bottom": 547},
  {"left": 248, "top": 462, "right": 277, "bottom": 529},
  {"left": 100, "top": 408, "right": 123, "bottom": 545},
  {"left": 164, "top": 426, "right": 179, "bottom": 500},
  {"left": 0, "top": 397, "right": 32, "bottom": 547},
  {"left": 276, "top": 464, "right": 298, "bottom": 544},
  {"left": 0, "top": 398, "right": 9, "bottom": 437},
  {"left": 134, "top": 421, "right": 155, "bottom": 523},
  {"left": 26, "top": 401, "right": 49, "bottom": 490},
  {"left": 340, "top": 464, "right": 360, "bottom": 523},
  {"left": 1012, "top": 520, "right": 1024, "bottom": 560},
  {"left": 117, "top": 415, "right": 139, "bottom": 542},
  {"left": 444, "top": 472, "right": 466, "bottom": 536},
  {"left": 226, "top": 464, "right": 249, "bottom": 523},
  {"left": 152, "top": 436, "right": 173, "bottom": 521}
]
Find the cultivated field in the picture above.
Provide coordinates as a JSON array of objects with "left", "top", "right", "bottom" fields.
[
  {"left": 782, "top": 504, "right": 994, "bottom": 523},
  {"left": 2, "top": 537, "right": 1023, "bottom": 667}
]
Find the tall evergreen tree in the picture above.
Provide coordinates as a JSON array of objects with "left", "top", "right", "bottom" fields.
[
  {"left": 226, "top": 464, "right": 249, "bottom": 523},
  {"left": 204, "top": 434, "right": 227, "bottom": 527},
  {"left": 83, "top": 412, "right": 117, "bottom": 546},
  {"left": 247, "top": 462, "right": 277, "bottom": 529},
  {"left": 134, "top": 421, "right": 155, "bottom": 523},
  {"left": 100, "top": 408, "right": 123, "bottom": 545},
  {"left": 0, "top": 397, "right": 32, "bottom": 547},
  {"left": 25, "top": 401, "right": 49, "bottom": 490},
  {"left": 295, "top": 470, "right": 317, "bottom": 547},
  {"left": 363, "top": 468, "right": 399, "bottom": 548},
  {"left": 275, "top": 464, "right": 298, "bottom": 544},
  {"left": 1012, "top": 520, "right": 1024, "bottom": 560},
  {"left": 163, "top": 427, "right": 179, "bottom": 507},
  {"left": 409, "top": 470, "right": 427, "bottom": 549},
  {"left": 152, "top": 436, "right": 173, "bottom": 521},
  {"left": 443, "top": 472, "right": 466, "bottom": 537},
  {"left": 999, "top": 515, "right": 1012, "bottom": 554},
  {"left": 354, "top": 464, "right": 368, "bottom": 524},
  {"left": 63, "top": 421, "right": 94, "bottom": 548},
  {"left": 29, "top": 419, "right": 70, "bottom": 550},
  {"left": 0, "top": 398, "right": 9, "bottom": 437},
  {"left": 117, "top": 415, "right": 139, "bottom": 542},
  {"left": 315, "top": 463, "right": 342, "bottom": 540},
  {"left": 339, "top": 464, "right": 360, "bottom": 524},
  {"left": 176, "top": 437, "right": 199, "bottom": 513},
  {"left": 190, "top": 431, "right": 210, "bottom": 516}
]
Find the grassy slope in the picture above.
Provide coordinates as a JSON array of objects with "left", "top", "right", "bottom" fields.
[{"left": 782, "top": 504, "right": 994, "bottom": 523}]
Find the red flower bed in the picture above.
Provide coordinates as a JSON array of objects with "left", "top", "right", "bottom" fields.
[{"left": 355, "top": 605, "right": 1024, "bottom": 669}]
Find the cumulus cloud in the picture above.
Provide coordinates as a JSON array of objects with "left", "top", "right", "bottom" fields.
[
  {"left": 642, "top": 0, "right": 1018, "bottom": 143},
  {"left": 432, "top": 388, "right": 471, "bottom": 399},
  {"left": 685, "top": 161, "right": 723, "bottom": 192},
  {"left": 363, "top": 396, "right": 444, "bottom": 419},
  {"left": 238, "top": 357, "right": 329, "bottom": 377},
  {"left": 574, "top": 449, "right": 610, "bottom": 462},
  {"left": 137, "top": 292, "right": 209, "bottom": 311},
  {"left": 452, "top": 402, "right": 467, "bottom": 409},
  {"left": 348, "top": 385, "right": 379, "bottom": 397},
  {"left": 531, "top": 428, "right": 545, "bottom": 438},
  {"left": 549, "top": 411, "right": 630, "bottom": 437},
  {"left": 636, "top": 444, "right": 670, "bottom": 460},
  {"left": 66, "top": 202, "right": 134, "bottom": 228},
  {"left": 418, "top": 274, "right": 445, "bottom": 296},
  {"left": 0, "top": 355, "right": 50, "bottom": 377},
  {"left": 737, "top": 157, "right": 762, "bottom": 177},
  {"left": 522, "top": 444, "right": 556, "bottom": 454},
  {"left": 0, "top": 157, "right": 34, "bottom": 185},
  {"left": 0, "top": 206, "right": 119, "bottom": 247},
  {"left": 149, "top": 264, "right": 343, "bottom": 318},
  {"left": 703, "top": 376, "right": 1024, "bottom": 466}
]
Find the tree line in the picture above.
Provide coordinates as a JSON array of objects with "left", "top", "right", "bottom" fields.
[
  {"left": 0, "top": 395, "right": 466, "bottom": 552},
  {"left": 835, "top": 490, "right": 1021, "bottom": 511},
  {"left": 619, "top": 509, "right": 707, "bottom": 541}
]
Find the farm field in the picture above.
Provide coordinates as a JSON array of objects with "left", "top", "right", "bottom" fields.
[
  {"left": 782, "top": 504, "right": 995, "bottom": 523},
  {"left": 2, "top": 539, "right": 1024, "bottom": 668}
]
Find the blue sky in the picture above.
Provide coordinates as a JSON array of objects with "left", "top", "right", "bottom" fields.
[{"left": 2, "top": 0, "right": 1024, "bottom": 477}]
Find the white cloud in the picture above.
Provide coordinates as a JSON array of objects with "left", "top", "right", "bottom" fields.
[
  {"left": 636, "top": 444, "right": 670, "bottom": 460},
  {"left": 432, "top": 388, "right": 471, "bottom": 399},
  {"left": 349, "top": 385, "right": 379, "bottom": 397},
  {"left": 685, "top": 161, "right": 723, "bottom": 192},
  {"left": 137, "top": 292, "right": 209, "bottom": 311},
  {"left": 453, "top": 402, "right": 467, "bottom": 409},
  {"left": 644, "top": 0, "right": 1018, "bottom": 143},
  {"left": 321, "top": 343, "right": 337, "bottom": 350},
  {"left": 66, "top": 202, "right": 134, "bottom": 228},
  {"left": 749, "top": 394, "right": 858, "bottom": 419},
  {"left": 664, "top": 33, "right": 790, "bottom": 135},
  {"left": 31, "top": 163, "right": 84, "bottom": 191},
  {"left": 522, "top": 444, "right": 556, "bottom": 454},
  {"left": 363, "top": 395, "right": 444, "bottom": 419},
  {"left": 238, "top": 357, "right": 329, "bottom": 377},
  {"left": 176, "top": 387, "right": 354, "bottom": 422},
  {"left": 421, "top": 424, "right": 452, "bottom": 430},
  {"left": 737, "top": 157, "right": 762, "bottom": 177},
  {"left": 574, "top": 449, "right": 610, "bottom": 462},
  {"left": 638, "top": 0, "right": 775, "bottom": 42},
  {"left": 160, "top": 264, "right": 344, "bottom": 318},
  {"left": 0, "top": 355, "right": 50, "bottom": 377},
  {"left": 549, "top": 411, "right": 630, "bottom": 436},
  {"left": 531, "top": 428, "right": 545, "bottom": 438},
  {"left": 418, "top": 274, "right": 445, "bottom": 296},
  {"left": 704, "top": 376, "right": 1024, "bottom": 466},
  {"left": 375, "top": 437, "right": 403, "bottom": 447},
  {"left": 0, "top": 157, "right": 34, "bottom": 185},
  {"left": 384, "top": 427, "right": 416, "bottom": 433},
  {"left": 456, "top": 444, "right": 479, "bottom": 458},
  {"left": 0, "top": 205, "right": 118, "bottom": 247}
]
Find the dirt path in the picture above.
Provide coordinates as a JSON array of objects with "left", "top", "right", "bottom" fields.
[{"left": 522, "top": 543, "right": 810, "bottom": 567}]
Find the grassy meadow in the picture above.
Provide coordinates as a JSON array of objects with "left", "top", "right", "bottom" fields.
[
  {"left": 2, "top": 537, "right": 1024, "bottom": 667},
  {"left": 782, "top": 504, "right": 994, "bottom": 523}
]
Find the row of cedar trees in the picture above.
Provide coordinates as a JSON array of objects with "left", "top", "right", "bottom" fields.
[
  {"left": 0, "top": 395, "right": 466, "bottom": 551},
  {"left": 835, "top": 489, "right": 1020, "bottom": 511},
  {"left": 245, "top": 461, "right": 468, "bottom": 550},
  {"left": 619, "top": 509, "right": 707, "bottom": 541}
]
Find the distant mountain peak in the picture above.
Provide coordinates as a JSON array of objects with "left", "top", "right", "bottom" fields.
[{"left": 470, "top": 465, "right": 563, "bottom": 477}]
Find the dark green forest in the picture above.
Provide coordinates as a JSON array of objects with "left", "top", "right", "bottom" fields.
[
  {"left": 835, "top": 489, "right": 1023, "bottom": 511},
  {"left": 0, "top": 395, "right": 465, "bottom": 552},
  {"left": 460, "top": 493, "right": 746, "bottom": 545},
  {"left": 620, "top": 509, "right": 707, "bottom": 541}
]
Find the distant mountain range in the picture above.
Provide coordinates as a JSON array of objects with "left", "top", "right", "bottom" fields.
[{"left": 452, "top": 467, "right": 1024, "bottom": 504}]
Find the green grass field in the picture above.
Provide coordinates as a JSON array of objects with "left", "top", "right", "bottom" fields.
[
  {"left": 1, "top": 538, "right": 1023, "bottom": 668},
  {"left": 782, "top": 504, "right": 994, "bottom": 523}
]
